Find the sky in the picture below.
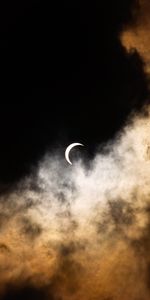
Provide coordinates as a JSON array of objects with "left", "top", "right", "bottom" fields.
[{"left": 0, "top": 0, "right": 150, "bottom": 299}]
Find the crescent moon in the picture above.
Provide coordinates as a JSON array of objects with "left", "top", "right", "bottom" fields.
[{"left": 65, "top": 143, "right": 84, "bottom": 165}]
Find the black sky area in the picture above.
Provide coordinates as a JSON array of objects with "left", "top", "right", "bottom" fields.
[{"left": 0, "top": 0, "right": 148, "bottom": 184}]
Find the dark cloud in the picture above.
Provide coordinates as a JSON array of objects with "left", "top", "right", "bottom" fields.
[
  {"left": 20, "top": 217, "right": 42, "bottom": 239},
  {"left": 95, "top": 199, "right": 135, "bottom": 238},
  {"left": 2, "top": 285, "right": 48, "bottom": 300},
  {"left": 47, "top": 243, "right": 84, "bottom": 299},
  {"left": 0, "top": 243, "right": 10, "bottom": 254},
  {"left": 59, "top": 241, "right": 86, "bottom": 257},
  {"left": 108, "top": 199, "right": 135, "bottom": 227}
]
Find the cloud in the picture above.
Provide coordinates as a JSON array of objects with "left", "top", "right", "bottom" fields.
[
  {"left": 121, "top": 0, "right": 150, "bottom": 74},
  {"left": 0, "top": 0, "right": 149, "bottom": 299},
  {"left": 0, "top": 108, "right": 150, "bottom": 299},
  {"left": 2, "top": 285, "right": 48, "bottom": 300}
]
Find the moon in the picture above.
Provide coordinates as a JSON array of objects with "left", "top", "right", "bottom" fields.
[{"left": 65, "top": 143, "right": 84, "bottom": 165}]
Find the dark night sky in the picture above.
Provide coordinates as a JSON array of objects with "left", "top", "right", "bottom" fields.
[{"left": 0, "top": 0, "right": 148, "bottom": 183}]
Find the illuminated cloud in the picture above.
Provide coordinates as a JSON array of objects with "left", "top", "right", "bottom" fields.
[
  {"left": 121, "top": 0, "right": 150, "bottom": 74},
  {"left": 0, "top": 108, "right": 150, "bottom": 299}
]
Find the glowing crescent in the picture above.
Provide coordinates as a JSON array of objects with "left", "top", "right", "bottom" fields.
[{"left": 65, "top": 143, "right": 84, "bottom": 165}]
